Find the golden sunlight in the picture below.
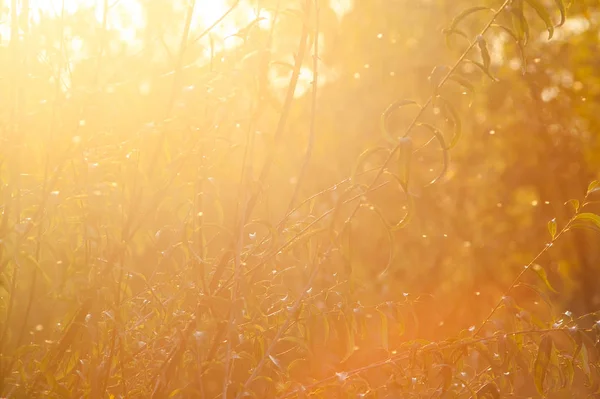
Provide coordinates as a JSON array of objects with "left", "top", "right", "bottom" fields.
[
  {"left": 3, "top": 0, "right": 269, "bottom": 47},
  {"left": 1, "top": 0, "right": 352, "bottom": 96}
]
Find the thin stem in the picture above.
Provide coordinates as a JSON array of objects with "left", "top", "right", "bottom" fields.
[
  {"left": 243, "top": 0, "right": 312, "bottom": 222},
  {"left": 284, "top": 0, "right": 320, "bottom": 217}
]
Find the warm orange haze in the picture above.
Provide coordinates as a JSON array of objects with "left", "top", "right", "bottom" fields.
[{"left": 0, "top": 0, "right": 599, "bottom": 397}]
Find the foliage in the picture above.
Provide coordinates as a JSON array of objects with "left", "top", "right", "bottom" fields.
[{"left": 0, "top": 0, "right": 599, "bottom": 397}]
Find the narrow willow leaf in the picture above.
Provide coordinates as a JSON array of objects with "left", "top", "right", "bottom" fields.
[
  {"left": 448, "top": 75, "right": 475, "bottom": 94},
  {"left": 448, "top": 75, "right": 475, "bottom": 106},
  {"left": 554, "top": 0, "right": 566, "bottom": 26},
  {"left": 516, "top": 282, "right": 554, "bottom": 310},
  {"left": 587, "top": 180, "right": 599, "bottom": 196},
  {"left": 366, "top": 194, "right": 410, "bottom": 233},
  {"left": 525, "top": 0, "right": 555, "bottom": 39},
  {"left": 572, "top": 330, "right": 583, "bottom": 360},
  {"left": 449, "top": 6, "right": 491, "bottom": 30},
  {"left": 564, "top": 357, "right": 575, "bottom": 388},
  {"left": 579, "top": 343, "right": 592, "bottom": 383},
  {"left": 531, "top": 264, "right": 558, "bottom": 293},
  {"left": 569, "top": 221, "right": 600, "bottom": 234},
  {"left": 573, "top": 212, "right": 600, "bottom": 230},
  {"left": 475, "top": 382, "right": 500, "bottom": 399},
  {"left": 534, "top": 334, "right": 553, "bottom": 395},
  {"left": 476, "top": 35, "right": 491, "bottom": 71},
  {"left": 351, "top": 146, "right": 389, "bottom": 181},
  {"left": 20, "top": 253, "right": 52, "bottom": 285},
  {"left": 436, "top": 97, "right": 461, "bottom": 149},
  {"left": 511, "top": 0, "right": 530, "bottom": 45},
  {"left": 548, "top": 218, "right": 557, "bottom": 239},
  {"left": 380, "top": 99, "right": 420, "bottom": 141},
  {"left": 443, "top": 28, "right": 469, "bottom": 49},
  {"left": 416, "top": 123, "right": 449, "bottom": 185},
  {"left": 269, "top": 354, "right": 283, "bottom": 370},
  {"left": 323, "top": 314, "right": 330, "bottom": 344},
  {"left": 342, "top": 315, "right": 356, "bottom": 362},
  {"left": 287, "top": 358, "right": 309, "bottom": 377},
  {"left": 278, "top": 336, "right": 310, "bottom": 353},
  {"left": 376, "top": 309, "right": 389, "bottom": 351},
  {"left": 465, "top": 59, "right": 498, "bottom": 81},
  {"left": 565, "top": 199, "right": 579, "bottom": 213},
  {"left": 492, "top": 23, "right": 520, "bottom": 42},
  {"left": 428, "top": 65, "right": 450, "bottom": 90}
]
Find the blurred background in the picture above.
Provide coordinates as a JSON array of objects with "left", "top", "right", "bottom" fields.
[{"left": 0, "top": 0, "right": 599, "bottom": 395}]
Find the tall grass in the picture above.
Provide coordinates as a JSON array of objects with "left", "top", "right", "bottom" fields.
[{"left": 0, "top": 0, "right": 599, "bottom": 397}]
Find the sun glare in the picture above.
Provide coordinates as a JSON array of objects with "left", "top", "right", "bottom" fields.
[{"left": 1, "top": 0, "right": 353, "bottom": 96}]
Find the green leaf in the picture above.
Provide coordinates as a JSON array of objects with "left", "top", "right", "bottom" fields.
[
  {"left": 534, "top": 334, "right": 553, "bottom": 395},
  {"left": 269, "top": 354, "right": 283, "bottom": 371},
  {"left": 428, "top": 65, "right": 450, "bottom": 89},
  {"left": 586, "top": 180, "right": 599, "bottom": 196},
  {"left": 278, "top": 336, "right": 310, "bottom": 353},
  {"left": 447, "top": 75, "right": 475, "bottom": 105},
  {"left": 564, "top": 357, "right": 575, "bottom": 388},
  {"left": 573, "top": 212, "right": 600, "bottom": 230},
  {"left": 475, "top": 382, "right": 500, "bottom": 399},
  {"left": 376, "top": 308, "right": 389, "bottom": 351},
  {"left": 351, "top": 146, "right": 389, "bottom": 181},
  {"left": 465, "top": 59, "right": 498, "bottom": 81},
  {"left": 547, "top": 218, "right": 557, "bottom": 239},
  {"left": 565, "top": 199, "right": 579, "bottom": 213},
  {"left": 579, "top": 343, "right": 592, "bottom": 384},
  {"left": 515, "top": 282, "right": 554, "bottom": 310},
  {"left": 554, "top": 0, "right": 566, "bottom": 27},
  {"left": 443, "top": 28, "right": 469, "bottom": 49},
  {"left": 437, "top": 96, "right": 462, "bottom": 149},
  {"left": 449, "top": 6, "right": 491, "bottom": 31},
  {"left": 448, "top": 75, "right": 475, "bottom": 92},
  {"left": 416, "top": 123, "right": 449, "bottom": 185},
  {"left": 525, "top": 0, "right": 555, "bottom": 39},
  {"left": 492, "top": 23, "right": 520, "bottom": 42},
  {"left": 531, "top": 264, "right": 558, "bottom": 293},
  {"left": 380, "top": 99, "right": 420, "bottom": 142},
  {"left": 511, "top": 0, "right": 530, "bottom": 45},
  {"left": 569, "top": 221, "right": 600, "bottom": 234},
  {"left": 476, "top": 35, "right": 491, "bottom": 71}
]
